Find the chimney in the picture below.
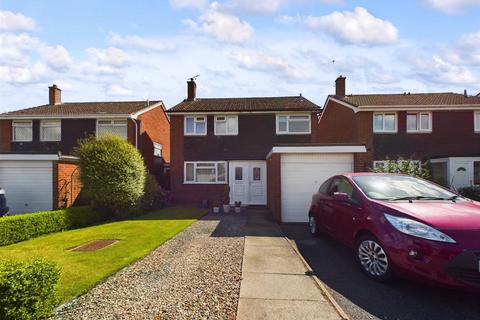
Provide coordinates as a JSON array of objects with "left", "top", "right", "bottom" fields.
[
  {"left": 187, "top": 78, "right": 197, "bottom": 101},
  {"left": 335, "top": 76, "right": 346, "bottom": 97},
  {"left": 464, "top": 89, "right": 468, "bottom": 97},
  {"left": 49, "top": 84, "right": 61, "bottom": 105}
]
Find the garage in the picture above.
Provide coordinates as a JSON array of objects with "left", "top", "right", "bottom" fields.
[
  {"left": 266, "top": 145, "right": 367, "bottom": 223},
  {"left": 0, "top": 155, "right": 57, "bottom": 214}
]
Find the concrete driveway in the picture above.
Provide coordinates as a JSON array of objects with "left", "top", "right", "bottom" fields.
[{"left": 281, "top": 224, "right": 480, "bottom": 320}]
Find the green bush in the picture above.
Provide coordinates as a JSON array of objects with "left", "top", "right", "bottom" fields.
[
  {"left": 0, "top": 259, "right": 59, "bottom": 320},
  {"left": 75, "top": 134, "right": 146, "bottom": 216},
  {"left": 458, "top": 186, "right": 480, "bottom": 201},
  {"left": 371, "top": 159, "right": 431, "bottom": 179},
  {"left": 0, "top": 206, "right": 107, "bottom": 246},
  {"left": 140, "top": 174, "right": 164, "bottom": 211}
]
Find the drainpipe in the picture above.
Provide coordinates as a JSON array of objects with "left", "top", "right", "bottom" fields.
[{"left": 131, "top": 117, "right": 139, "bottom": 149}]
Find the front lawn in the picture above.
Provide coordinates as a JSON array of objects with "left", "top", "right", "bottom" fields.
[{"left": 0, "top": 207, "right": 206, "bottom": 304}]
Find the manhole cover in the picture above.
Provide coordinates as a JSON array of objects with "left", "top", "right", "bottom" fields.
[{"left": 71, "top": 239, "right": 118, "bottom": 252}]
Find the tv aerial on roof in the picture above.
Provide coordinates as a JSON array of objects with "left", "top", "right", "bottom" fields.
[{"left": 189, "top": 75, "right": 200, "bottom": 81}]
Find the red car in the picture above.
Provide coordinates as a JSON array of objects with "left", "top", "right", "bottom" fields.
[{"left": 308, "top": 172, "right": 480, "bottom": 289}]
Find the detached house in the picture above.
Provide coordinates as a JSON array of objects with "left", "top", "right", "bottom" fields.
[
  {"left": 318, "top": 76, "right": 480, "bottom": 189},
  {"left": 0, "top": 85, "right": 170, "bottom": 214},
  {"left": 168, "top": 79, "right": 367, "bottom": 223}
]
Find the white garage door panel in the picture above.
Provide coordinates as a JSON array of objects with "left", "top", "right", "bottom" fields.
[
  {"left": 281, "top": 153, "right": 353, "bottom": 223},
  {"left": 0, "top": 161, "right": 53, "bottom": 214}
]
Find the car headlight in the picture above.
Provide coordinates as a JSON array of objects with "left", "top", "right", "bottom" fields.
[{"left": 384, "top": 213, "right": 456, "bottom": 243}]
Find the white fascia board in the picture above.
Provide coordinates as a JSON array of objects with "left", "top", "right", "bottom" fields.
[
  {"left": 0, "top": 114, "right": 132, "bottom": 120},
  {"left": 0, "top": 154, "right": 60, "bottom": 161},
  {"left": 267, "top": 145, "right": 367, "bottom": 158},
  {"left": 130, "top": 102, "right": 165, "bottom": 119},
  {"left": 166, "top": 110, "right": 317, "bottom": 116},
  {"left": 358, "top": 105, "right": 480, "bottom": 112},
  {"left": 326, "top": 97, "right": 359, "bottom": 113}
]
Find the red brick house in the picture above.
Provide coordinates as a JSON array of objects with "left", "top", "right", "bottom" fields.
[
  {"left": 168, "top": 79, "right": 366, "bottom": 223},
  {"left": 318, "top": 76, "right": 480, "bottom": 189},
  {"left": 0, "top": 84, "right": 170, "bottom": 214}
]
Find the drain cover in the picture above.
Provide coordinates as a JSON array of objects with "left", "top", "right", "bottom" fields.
[{"left": 71, "top": 239, "right": 117, "bottom": 252}]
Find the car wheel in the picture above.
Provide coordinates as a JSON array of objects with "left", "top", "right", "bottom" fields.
[
  {"left": 308, "top": 215, "right": 320, "bottom": 237},
  {"left": 356, "top": 235, "right": 392, "bottom": 281}
]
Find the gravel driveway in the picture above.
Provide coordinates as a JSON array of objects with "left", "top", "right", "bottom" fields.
[{"left": 52, "top": 211, "right": 246, "bottom": 320}]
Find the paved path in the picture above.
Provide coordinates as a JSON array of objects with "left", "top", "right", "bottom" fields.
[{"left": 237, "top": 209, "right": 345, "bottom": 320}]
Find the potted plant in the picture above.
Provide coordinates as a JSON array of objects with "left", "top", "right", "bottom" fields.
[
  {"left": 234, "top": 201, "right": 242, "bottom": 213},
  {"left": 223, "top": 185, "right": 231, "bottom": 213},
  {"left": 212, "top": 200, "right": 220, "bottom": 213}
]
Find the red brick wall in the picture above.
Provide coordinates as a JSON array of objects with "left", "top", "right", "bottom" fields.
[
  {"left": 127, "top": 119, "right": 136, "bottom": 146},
  {"left": 267, "top": 153, "right": 281, "bottom": 222},
  {"left": 53, "top": 161, "right": 82, "bottom": 209},
  {"left": 0, "top": 120, "right": 11, "bottom": 152}
]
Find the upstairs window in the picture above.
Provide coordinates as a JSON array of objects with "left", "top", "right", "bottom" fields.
[
  {"left": 12, "top": 120, "right": 32, "bottom": 142},
  {"left": 40, "top": 120, "right": 61, "bottom": 141},
  {"left": 475, "top": 112, "right": 480, "bottom": 132},
  {"left": 215, "top": 115, "right": 238, "bottom": 135},
  {"left": 185, "top": 116, "right": 206, "bottom": 135},
  {"left": 184, "top": 161, "right": 226, "bottom": 183},
  {"left": 276, "top": 114, "right": 311, "bottom": 135},
  {"left": 97, "top": 119, "right": 128, "bottom": 139},
  {"left": 153, "top": 143, "right": 162, "bottom": 157},
  {"left": 373, "top": 113, "right": 397, "bottom": 133},
  {"left": 407, "top": 112, "right": 432, "bottom": 133}
]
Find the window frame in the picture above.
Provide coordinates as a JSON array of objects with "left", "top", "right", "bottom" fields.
[
  {"left": 276, "top": 114, "right": 311, "bottom": 135},
  {"left": 40, "top": 119, "right": 61, "bottom": 142},
  {"left": 12, "top": 120, "right": 33, "bottom": 142},
  {"left": 153, "top": 142, "right": 162, "bottom": 157},
  {"left": 373, "top": 112, "right": 397, "bottom": 133},
  {"left": 475, "top": 111, "right": 480, "bottom": 133},
  {"left": 184, "top": 115, "right": 207, "bottom": 136},
  {"left": 406, "top": 112, "right": 432, "bottom": 133},
  {"left": 96, "top": 119, "right": 128, "bottom": 139},
  {"left": 184, "top": 161, "right": 227, "bottom": 184},
  {"left": 474, "top": 161, "right": 480, "bottom": 185},
  {"left": 214, "top": 115, "right": 238, "bottom": 136}
]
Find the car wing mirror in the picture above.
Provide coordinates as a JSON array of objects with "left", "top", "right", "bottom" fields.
[{"left": 333, "top": 192, "right": 349, "bottom": 202}]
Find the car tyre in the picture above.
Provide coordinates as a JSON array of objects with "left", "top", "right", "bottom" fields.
[
  {"left": 308, "top": 215, "right": 320, "bottom": 237},
  {"left": 355, "top": 234, "right": 392, "bottom": 282}
]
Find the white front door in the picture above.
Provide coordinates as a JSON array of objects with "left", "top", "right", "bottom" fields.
[{"left": 229, "top": 161, "right": 267, "bottom": 205}]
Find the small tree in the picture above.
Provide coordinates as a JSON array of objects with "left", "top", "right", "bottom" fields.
[
  {"left": 371, "top": 159, "right": 431, "bottom": 179},
  {"left": 75, "top": 134, "right": 146, "bottom": 216}
]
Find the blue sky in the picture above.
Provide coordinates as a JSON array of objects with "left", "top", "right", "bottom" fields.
[{"left": 1, "top": 0, "right": 480, "bottom": 111}]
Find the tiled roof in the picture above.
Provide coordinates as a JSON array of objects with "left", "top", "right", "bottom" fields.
[
  {"left": 337, "top": 93, "right": 480, "bottom": 107},
  {"left": 1, "top": 101, "right": 162, "bottom": 117},
  {"left": 168, "top": 96, "right": 320, "bottom": 113}
]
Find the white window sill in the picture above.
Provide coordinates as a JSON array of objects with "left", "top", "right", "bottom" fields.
[
  {"left": 184, "top": 133, "right": 207, "bottom": 136},
  {"left": 406, "top": 130, "right": 432, "bottom": 134},
  {"left": 183, "top": 181, "right": 227, "bottom": 184},
  {"left": 12, "top": 140, "right": 33, "bottom": 142},
  {"left": 373, "top": 131, "right": 397, "bottom": 134},
  {"left": 276, "top": 132, "right": 311, "bottom": 135}
]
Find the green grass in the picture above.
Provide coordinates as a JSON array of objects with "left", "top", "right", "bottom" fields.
[{"left": 0, "top": 207, "right": 206, "bottom": 304}]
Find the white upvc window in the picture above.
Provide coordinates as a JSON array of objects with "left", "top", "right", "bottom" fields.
[
  {"left": 96, "top": 119, "right": 128, "bottom": 139},
  {"left": 407, "top": 112, "right": 432, "bottom": 133},
  {"left": 373, "top": 112, "right": 397, "bottom": 133},
  {"left": 184, "top": 161, "right": 227, "bottom": 184},
  {"left": 40, "top": 120, "right": 61, "bottom": 141},
  {"left": 373, "top": 160, "right": 389, "bottom": 170},
  {"left": 276, "top": 114, "right": 311, "bottom": 135},
  {"left": 153, "top": 143, "right": 162, "bottom": 157},
  {"left": 185, "top": 116, "right": 207, "bottom": 135},
  {"left": 475, "top": 111, "right": 480, "bottom": 132},
  {"left": 214, "top": 115, "right": 238, "bottom": 135},
  {"left": 12, "top": 120, "right": 33, "bottom": 142}
]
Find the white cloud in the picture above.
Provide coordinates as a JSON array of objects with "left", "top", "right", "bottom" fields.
[
  {"left": 39, "top": 45, "right": 72, "bottom": 70},
  {"left": 184, "top": 3, "right": 254, "bottom": 44},
  {"left": 169, "top": 0, "right": 207, "bottom": 10},
  {"left": 108, "top": 32, "right": 176, "bottom": 52},
  {"left": 107, "top": 84, "right": 133, "bottom": 96},
  {"left": 297, "top": 7, "right": 399, "bottom": 45},
  {"left": 0, "top": 11, "right": 36, "bottom": 32},
  {"left": 221, "top": 0, "right": 285, "bottom": 14},
  {"left": 413, "top": 55, "right": 478, "bottom": 84},
  {"left": 86, "top": 47, "right": 130, "bottom": 67},
  {"left": 0, "top": 62, "right": 48, "bottom": 84},
  {"left": 423, "top": 0, "right": 480, "bottom": 14}
]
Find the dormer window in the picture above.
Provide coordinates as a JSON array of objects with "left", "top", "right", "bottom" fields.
[
  {"left": 12, "top": 120, "right": 33, "bottom": 142},
  {"left": 185, "top": 116, "right": 206, "bottom": 135},
  {"left": 276, "top": 114, "right": 311, "bottom": 135},
  {"left": 373, "top": 113, "right": 397, "bottom": 133}
]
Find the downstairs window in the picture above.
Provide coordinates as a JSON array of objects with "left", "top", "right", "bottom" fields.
[{"left": 184, "top": 162, "right": 227, "bottom": 184}]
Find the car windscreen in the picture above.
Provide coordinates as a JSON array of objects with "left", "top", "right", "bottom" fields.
[{"left": 352, "top": 175, "right": 458, "bottom": 201}]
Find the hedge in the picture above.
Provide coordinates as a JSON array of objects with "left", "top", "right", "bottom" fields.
[
  {"left": 0, "top": 206, "right": 108, "bottom": 246},
  {"left": 458, "top": 186, "right": 480, "bottom": 201},
  {"left": 0, "top": 259, "right": 59, "bottom": 320}
]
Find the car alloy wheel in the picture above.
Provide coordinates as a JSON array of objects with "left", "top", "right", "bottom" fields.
[
  {"left": 356, "top": 236, "right": 392, "bottom": 281},
  {"left": 308, "top": 215, "right": 319, "bottom": 236}
]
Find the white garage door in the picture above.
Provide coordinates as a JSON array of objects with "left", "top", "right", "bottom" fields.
[
  {"left": 281, "top": 153, "right": 354, "bottom": 223},
  {"left": 0, "top": 161, "right": 53, "bottom": 214}
]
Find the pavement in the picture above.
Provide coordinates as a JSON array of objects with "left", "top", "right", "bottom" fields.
[{"left": 236, "top": 209, "right": 347, "bottom": 320}]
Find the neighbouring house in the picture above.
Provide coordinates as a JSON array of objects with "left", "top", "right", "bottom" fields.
[
  {"left": 318, "top": 76, "right": 480, "bottom": 189},
  {"left": 168, "top": 79, "right": 367, "bottom": 223},
  {"left": 0, "top": 84, "right": 170, "bottom": 214}
]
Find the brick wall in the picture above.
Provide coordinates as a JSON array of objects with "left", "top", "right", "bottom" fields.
[
  {"left": 0, "top": 120, "right": 11, "bottom": 152},
  {"left": 266, "top": 153, "right": 281, "bottom": 222},
  {"left": 138, "top": 105, "right": 171, "bottom": 169},
  {"left": 53, "top": 161, "right": 82, "bottom": 209}
]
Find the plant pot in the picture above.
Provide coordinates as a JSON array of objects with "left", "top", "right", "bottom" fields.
[
  {"left": 234, "top": 206, "right": 241, "bottom": 213},
  {"left": 213, "top": 207, "right": 220, "bottom": 213},
  {"left": 223, "top": 204, "right": 230, "bottom": 213}
]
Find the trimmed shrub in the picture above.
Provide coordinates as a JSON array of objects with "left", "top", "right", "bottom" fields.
[
  {"left": 0, "top": 259, "right": 59, "bottom": 320},
  {"left": 0, "top": 206, "right": 107, "bottom": 246},
  {"left": 458, "top": 186, "right": 480, "bottom": 201},
  {"left": 75, "top": 134, "right": 146, "bottom": 216},
  {"left": 371, "top": 159, "right": 431, "bottom": 179}
]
